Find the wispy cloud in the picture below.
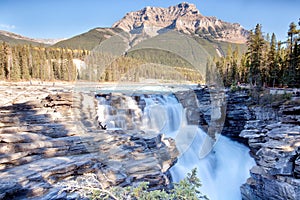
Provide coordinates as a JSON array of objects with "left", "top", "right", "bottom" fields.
[{"left": 0, "top": 23, "right": 16, "bottom": 30}]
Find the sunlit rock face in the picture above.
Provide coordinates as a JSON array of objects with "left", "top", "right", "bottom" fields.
[
  {"left": 0, "top": 88, "right": 178, "bottom": 199},
  {"left": 113, "top": 2, "right": 248, "bottom": 43},
  {"left": 240, "top": 98, "right": 300, "bottom": 200}
]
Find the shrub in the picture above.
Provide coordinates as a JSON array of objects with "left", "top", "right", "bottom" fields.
[{"left": 90, "top": 168, "right": 209, "bottom": 200}]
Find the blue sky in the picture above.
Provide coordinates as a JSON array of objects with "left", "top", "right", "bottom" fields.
[{"left": 0, "top": 0, "right": 299, "bottom": 41}]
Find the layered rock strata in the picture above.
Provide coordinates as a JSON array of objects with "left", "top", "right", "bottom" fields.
[
  {"left": 0, "top": 85, "right": 178, "bottom": 199},
  {"left": 175, "top": 87, "right": 300, "bottom": 200},
  {"left": 175, "top": 88, "right": 252, "bottom": 143},
  {"left": 240, "top": 101, "right": 300, "bottom": 200}
]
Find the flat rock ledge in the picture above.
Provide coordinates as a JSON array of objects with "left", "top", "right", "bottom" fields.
[
  {"left": 240, "top": 101, "right": 300, "bottom": 200},
  {"left": 0, "top": 85, "right": 178, "bottom": 199}
]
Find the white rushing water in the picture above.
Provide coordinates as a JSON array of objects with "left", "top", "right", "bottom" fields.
[{"left": 96, "top": 93, "right": 255, "bottom": 200}]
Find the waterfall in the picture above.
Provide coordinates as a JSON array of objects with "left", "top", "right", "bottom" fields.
[{"left": 96, "top": 92, "right": 255, "bottom": 200}]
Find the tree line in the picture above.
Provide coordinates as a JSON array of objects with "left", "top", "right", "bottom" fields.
[
  {"left": 82, "top": 50, "right": 203, "bottom": 83},
  {"left": 212, "top": 21, "right": 300, "bottom": 88},
  {"left": 0, "top": 42, "right": 202, "bottom": 83},
  {"left": 1, "top": 20, "right": 299, "bottom": 86},
  {"left": 0, "top": 43, "right": 87, "bottom": 81}
]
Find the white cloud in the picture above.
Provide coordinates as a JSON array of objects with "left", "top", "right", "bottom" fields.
[{"left": 0, "top": 23, "right": 16, "bottom": 30}]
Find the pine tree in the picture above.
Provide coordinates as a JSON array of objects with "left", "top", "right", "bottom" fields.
[
  {"left": 277, "top": 42, "right": 289, "bottom": 86},
  {"left": 224, "top": 45, "right": 232, "bottom": 86},
  {"left": 239, "top": 53, "right": 249, "bottom": 83},
  {"left": 20, "top": 45, "right": 30, "bottom": 80},
  {"left": 231, "top": 47, "right": 239, "bottom": 85},
  {"left": 247, "top": 24, "right": 265, "bottom": 87},
  {"left": 287, "top": 22, "right": 300, "bottom": 86},
  {"left": 267, "top": 33, "right": 279, "bottom": 87},
  {"left": 205, "top": 59, "right": 214, "bottom": 85},
  {"left": 10, "top": 46, "right": 21, "bottom": 81},
  {"left": 0, "top": 42, "right": 10, "bottom": 79},
  {"left": 66, "top": 50, "right": 76, "bottom": 81},
  {"left": 0, "top": 42, "right": 7, "bottom": 79}
]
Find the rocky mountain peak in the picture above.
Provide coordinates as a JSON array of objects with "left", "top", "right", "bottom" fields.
[
  {"left": 176, "top": 2, "right": 199, "bottom": 14},
  {"left": 112, "top": 2, "right": 248, "bottom": 43}
]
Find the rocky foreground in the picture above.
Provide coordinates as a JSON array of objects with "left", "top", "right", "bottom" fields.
[
  {"left": 1, "top": 83, "right": 300, "bottom": 200},
  {"left": 0, "top": 83, "right": 178, "bottom": 199}
]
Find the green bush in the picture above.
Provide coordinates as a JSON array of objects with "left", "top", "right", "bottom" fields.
[
  {"left": 283, "top": 92, "right": 292, "bottom": 100},
  {"left": 90, "top": 168, "right": 209, "bottom": 200},
  {"left": 230, "top": 84, "right": 241, "bottom": 92}
]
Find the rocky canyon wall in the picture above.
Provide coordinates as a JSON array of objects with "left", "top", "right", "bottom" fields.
[{"left": 175, "top": 87, "right": 300, "bottom": 200}]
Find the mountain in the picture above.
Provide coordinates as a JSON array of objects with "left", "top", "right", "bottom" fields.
[
  {"left": 0, "top": 30, "right": 42, "bottom": 45},
  {"left": 0, "top": 30, "right": 63, "bottom": 46},
  {"left": 1, "top": 2, "right": 248, "bottom": 50},
  {"left": 55, "top": 2, "right": 247, "bottom": 54},
  {"left": 52, "top": 2, "right": 247, "bottom": 77},
  {"left": 113, "top": 2, "right": 248, "bottom": 43},
  {"left": 31, "top": 38, "right": 65, "bottom": 45},
  {"left": 53, "top": 28, "right": 121, "bottom": 50}
]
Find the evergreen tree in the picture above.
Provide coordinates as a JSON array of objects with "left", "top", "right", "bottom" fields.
[
  {"left": 205, "top": 59, "right": 215, "bottom": 85},
  {"left": 287, "top": 22, "right": 300, "bottom": 86},
  {"left": 0, "top": 42, "right": 10, "bottom": 79},
  {"left": 20, "top": 45, "right": 30, "bottom": 80},
  {"left": 230, "top": 47, "right": 239, "bottom": 85},
  {"left": 277, "top": 41, "right": 289, "bottom": 86},
  {"left": 239, "top": 53, "right": 249, "bottom": 83},
  {"left": 247, "top": 24, "right": 265, "bottom": 87},
  {"left": 268, "top": 33, "right": 279, "bottom": 87},
  {"left": 53, "top": 49, "right": 62, "bottom": 80},
  {"left": 10, "top": 46, "right": 21, "bottom": 81},
  {"left": 66, "top": 50, "right": 76, "bottom": 81}
]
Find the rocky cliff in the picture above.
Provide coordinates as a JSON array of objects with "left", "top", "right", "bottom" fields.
[
  {"left": 240, "top": 99, "right": 300, "bottom": 200},
  {"left": 0, "top": 85, "right": 178, "bottom": 199},
  {"left": 176, "top": 87, "right": 300, "bottom": 200},
  {"left": 113, "top": 2, "right": 248, "bottom": 43},
  {"left": 175, "top": 87, "right": 253, "bottom": 143}
]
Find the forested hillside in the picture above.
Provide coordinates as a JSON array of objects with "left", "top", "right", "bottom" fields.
[
  {"left": 0, "top": 43, "right": 202, "bottom": 83},
  {"left": 210, "top": 22, "right": 300, "bottom": 88},
  {"left": 0, "top": 44, "right": 86, "bottom": 81},
  {"left": 53, "top": 28, "right": 121, "bottom": 50}
]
